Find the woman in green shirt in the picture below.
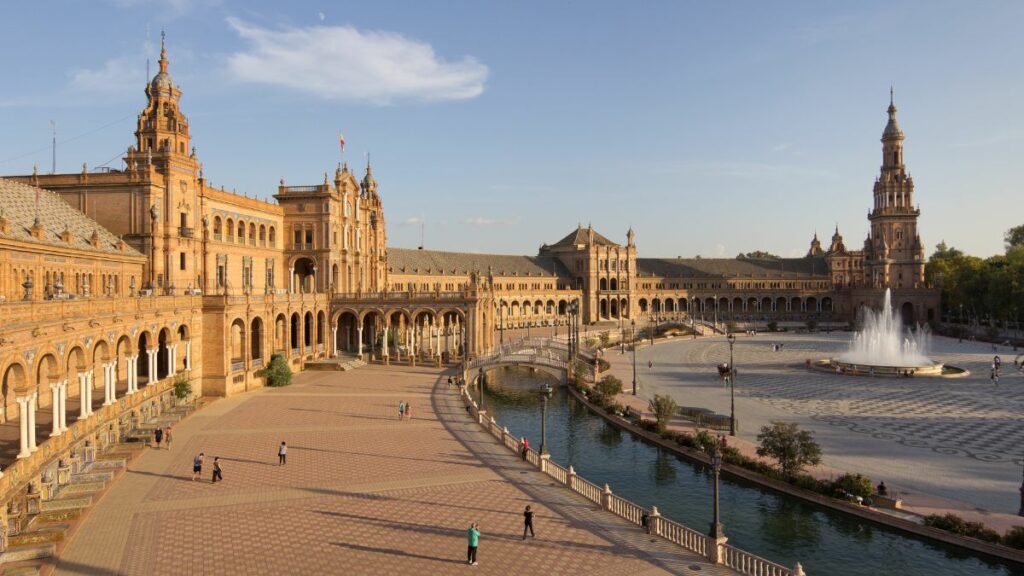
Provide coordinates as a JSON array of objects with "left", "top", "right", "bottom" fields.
[{"left": 467, "top": 523, "right": 480, "bottom": 565}]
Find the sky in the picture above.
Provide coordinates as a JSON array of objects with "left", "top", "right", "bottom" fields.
[{"left": 1, "top": 1, "right": 1021, "bottom": 258}]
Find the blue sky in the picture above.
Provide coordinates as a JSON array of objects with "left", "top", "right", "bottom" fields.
[{"left": 1, "top": 1, "right": 1021, "bottom": 258}]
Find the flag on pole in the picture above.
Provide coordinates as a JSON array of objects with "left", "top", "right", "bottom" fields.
[{"left": 338, "top": 131, "right": 346, "bottom": 154}]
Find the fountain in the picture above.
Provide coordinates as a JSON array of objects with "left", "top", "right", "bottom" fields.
[{"left": 823, "top": 289, "right": 958, "bottom": 377}]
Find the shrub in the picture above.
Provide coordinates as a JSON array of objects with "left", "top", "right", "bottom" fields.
[
  {"left": 805, "top": 319, "right": 818, "bottom": 331},
  {"left": 924, "top": 514, "right": 1002, "bottom": 543},
  {"left": 756, "top": 421, "right": 822, "bottom": 480},
  {"left": 594, "top": 375, "right": 624, "bottom": 401},
  {"left": 836, "top": 473, "right": 874, "bottom": 499},
  {"left": 261, "top": 353, "right": 293, "bottom": 387},
  {"left": 172, "top": 373, "right": 192, "bottom": 400},
  {"left": 599, "top": 331, "right": 610, "bottom": 348},
  {"left": 1004, "top": 526, "right": 1024, "bottom": 550},
  {"left": 648, "top": 395, "right": 678, "bottom": 433},
  {"left": 694, "top": 429, "right": 719, "bottom": 453},
  {"left": 767, "top": 321, "right": 778, "bottom": 332}
]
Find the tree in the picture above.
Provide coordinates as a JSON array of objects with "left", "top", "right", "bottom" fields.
[
  {"left": 598, "top": 331, "right": 610, "bottom": 348},
  {"left": 172, "top": 373, "right": 192, "bottom": 401},
  {"left": 738, "top": 251, "right": 781, "bottom": 260},
  {"left": 756, "top": 421, "right": 822, "bottom": 480},
  {"left": 648, "top": 394, "right": 678, "bottom": 433},
  {"left": 835, "top": 473, "right": 873, "bottom": 499},
  {"left": 594, "top": 375, "right": 623, "bottom": 400},
  {"left": 260, "top": 353, "right": 293, "bottom": 387},
  {"left": 1005, "top": 225, "right": 1024, "bottom": 250}
]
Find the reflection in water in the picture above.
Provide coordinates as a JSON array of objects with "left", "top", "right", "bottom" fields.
[{"left": 482, "top": 367, "right": 1024, "bottom": 576}]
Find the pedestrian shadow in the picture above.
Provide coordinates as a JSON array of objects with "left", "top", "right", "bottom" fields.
[
  {"left": 288, "top": 408, "right": 396, "bottom": 421},
  {"left": 330, "top": 541, "right": 470, "bottom": 564},
  {"left": 217, "top": 456, "right": 277, "bottom": 466},
  {"left": 53, "top": 557, "right": 129, "bottom": 576},
  {"left": 289, "top": 445, "right": 484, "bottom": 468},
  {"left": 126, "top": 469, "right": 192, "bottom": 482}
]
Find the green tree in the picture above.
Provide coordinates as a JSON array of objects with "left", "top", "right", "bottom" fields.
[
  {"left": 260, "top": 353, "right": 293, "bottom": 387},
  {"left": 835, "top": 473, "right": 873, "bottom": 499},
  {"left": 648, "top": 394, "right": 678, "bottom": 433},
  {"left": 756, "top": 421, "right": 822, "bottom": 480},
  {"left": 172, "top": 373, "right": 192, "bottom": 401},
  {"left": 1005, "top": 224, "right": 1024, "bottom": 250},
  {"left": 598, "top": 331, "right": 610, "bottom": 348},
  {"left": 594, "top": 375, "right": 623, "bottom": 400},
  {"left": 738, "top": 251, "right": 781, "bottom": 260}
]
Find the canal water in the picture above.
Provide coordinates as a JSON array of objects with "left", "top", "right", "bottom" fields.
[{"left": 481, "top": 367, "right": 1024, "bottom": 576}]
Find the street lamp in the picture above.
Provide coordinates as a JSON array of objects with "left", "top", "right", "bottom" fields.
[
  {"left": 478, "top": 367, "right": 485, "bottom": 411},
  {"left": 709, "top": 448, "right": 724, "bottom": 539},
  {"left": 539, "top": 383, "right": 553, "bottom": 455},
  {"left": 499, "top": 302, "right": 505, "bottom": 345},
  {"left": 631, "top": 319, "right": 638, "bottom": 395},
  {"left": 727, "top": 332, "right": 736, "bottom": 437},
  {"left": 1018, "top": 459, "right": 1024, "bottom": 517}
]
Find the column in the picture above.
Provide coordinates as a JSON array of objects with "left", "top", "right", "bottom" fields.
[
  {"left": 59, "top": 380, "right": 68, "bottom": 431},
  {"left": 50, "top": 382, "right": 62, "bottom": 437},
  {"left": 103, "top": 363, "right": 114, "bottom": 405},
  {"left": 289, "top": 267, "right": 295, "bottom": 293},
  {"left": 168, "top": 344, "right": 176, "bottom": 376},
  {"left": 185, "top": 340, "right": 192, "bottom": 370},
  {"left": 16, "top": 396, "right": 30, "bottom": 459},
  {"left": 127, "top": 355, "right": 138, "bottom": 394},
  {"left": 332, "top": 327, "right": 338, "bottom": 357},
  {"left": 357, "top": 326, "right": 363, "bottom": 358},
  {"left": 148, "top": 349, "right": 158, "bottom": 385},
  {"left": 382, "top": 325, "right": 389, "bottom": 358},
  {"left": 86, "top": 372, "right": 94, "bottom": 414},
  {"left": 28, "top": 392, "right": 38, "bottom": 451},
  {"left": 78, "top": 373, "right": 90, "bottom": 419}
]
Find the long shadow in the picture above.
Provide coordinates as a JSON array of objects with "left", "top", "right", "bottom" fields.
[
  {"left": 288, "top": 408, "right": 396, "bottom": 422},
  {"left": 126, "top": 469, "right": 192, "bottom": 482},
  {"left": 289, "top": 445, "right": 485, "bottom": 468},
  {"left": 428, "top": 372, "right": 688, "bottom": 574},
  {"left": 53, "top": 558, "right": 128, "bottom": 576},
  {"left": 330, "top": 541, "right": 467, "bottom": 565},
  {"left": 217, "top": 456, "right": 278, "bottom": 466}
]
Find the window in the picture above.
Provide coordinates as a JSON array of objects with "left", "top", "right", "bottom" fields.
[
  {"left": 180, "top": 252, "right": 186, "bottom": 270},
  {"left": 180, "top": 213, "right": 187, "bottom": 228},
  {"left": 294, "top": 230, "right": 302, "bottom": 248},
  {"left": 305, "top": 229, "right": 313, "bottom": 247}
]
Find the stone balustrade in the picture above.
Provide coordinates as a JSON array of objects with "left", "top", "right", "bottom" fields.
[{"left": 460, "top": 386, "right": 805, "bottom": 576}]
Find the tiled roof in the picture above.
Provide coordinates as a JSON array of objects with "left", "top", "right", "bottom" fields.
[
  {"left": 388, "top": 247, "right": 569, "bottom": 277},
  {"left": 0, "top": 178, "right": 142, "bottom": 256},
  {"left": 636, "top": 256, "right": 829, "bottom": 278},
  {"left": 548, "top": 225, "right": 618, "bottom": 248}
]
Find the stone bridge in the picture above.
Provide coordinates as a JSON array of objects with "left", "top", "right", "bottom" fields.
[{"left": 466, "top": 338, "right": 596, "bottom": 384}]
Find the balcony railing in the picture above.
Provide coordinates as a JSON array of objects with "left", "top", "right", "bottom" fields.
[{"left": 179, "top": 226, "right": 194, "bottom": 238}]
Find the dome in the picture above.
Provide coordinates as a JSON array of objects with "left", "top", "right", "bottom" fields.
[{"left": 150, "top": 72, "right": 174, "bottom": 93}]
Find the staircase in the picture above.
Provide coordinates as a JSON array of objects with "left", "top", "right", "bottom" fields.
[
  {"left": 0, "top": 402, "right": 199, "bottom": 574},
  {"left": 305, "top": 356, "right": 367, "bottom": 372}
]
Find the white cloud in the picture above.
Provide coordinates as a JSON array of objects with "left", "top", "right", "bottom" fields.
[
  {"left": 109, "top": 0, "right": 220, "bottom": 17},
  {"left": 69, "top": 56, "right": 146, "bottom": 96},
  {"left": 225, "top": 17, "right": 488, "bottom": 105},
  {"left": 401, "top": 216, "right": 423, "bottom": 226},
  {"left": 464, "top": 216, "right": 518, "bottom": 227},
  {"left": 318, "top": 12, "right": 325, "bottom": 21}
]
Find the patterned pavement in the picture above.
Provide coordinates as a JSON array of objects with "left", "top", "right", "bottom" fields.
[
  {"left": 606, "top": 332, "right": 1024, "bottom": 516},
  {"left": 52, "top": 364, "right": 736, "bottom": 575}
]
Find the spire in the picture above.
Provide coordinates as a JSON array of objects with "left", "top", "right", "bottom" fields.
[
  {"left": 883, "top": 89, "right": 903, "bottom": 141},
  {"left": 159, "top": 30, "right": 168, "bottom": 74}
]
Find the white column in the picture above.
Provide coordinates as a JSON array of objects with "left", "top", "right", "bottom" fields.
[
  {"left": 50, "top": 382, "right": 62, "bottom": 437},
  {"left": 78, "top": 373, "right": 90, "bottom": 419},
  {"left": 185, "top": 340, "right": 192, "bottom": 370},
  {"left": 148, "top": 349, "right": 158, "bottom": 385},
  {"left": 86, "top": 372, "right": 95, "bottom": 414},
  {"left": 382, "top": 325, "right": 389, "bottom": 358},
  {"left": 59, "top": 380, "right": 68, "bottom": 431},
  {"left": 289, "top": 267, "right": 295, "bottom": 293},
  {"left": 168, "top": 344, "right": 177, "bottom": 376},
  {"left": 332, "top": 327, "right": 338, "bottom": 357},
  {"left": 16, "top": 396, "right": 30, "bottom": 459},
  {"left": 127, "top": 355, "right": 137, "bottom": 393},
  {"left": 104, "top": 363, "right": 114, "bottom": 405},
  {"left": 357, "top": 326, "right": 364, "bottom": 358},
  {"left": 28, "top": 392, "right": 38, "bottom": 452}
]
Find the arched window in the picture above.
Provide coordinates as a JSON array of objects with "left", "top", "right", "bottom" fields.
[
  {"left": 226, "top": 218, "right": 234, "bottom": 240},
  {"left": 237, "top": 221, "right": 245, "bottom": 241},
  {"left": 269, "top": 226, "right": 276, "bottom": 247},
  {"left": 249, "top": 223, "right": 256, "bottom": 244}
]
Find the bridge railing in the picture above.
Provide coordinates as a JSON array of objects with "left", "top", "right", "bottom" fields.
[{"left": 456, "top": 386, "right": 804, "bottom": 576}]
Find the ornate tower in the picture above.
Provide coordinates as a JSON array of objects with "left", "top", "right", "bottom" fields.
[{"left": 865, "top": 92, "right": 926, "bottom": 289}]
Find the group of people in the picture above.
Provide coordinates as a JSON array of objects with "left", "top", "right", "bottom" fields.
[
  {"left": 398, "top": 400, "right": 413, "bottom": 420},
  {"left": 465, "top": 505, "right": 536, "bottom": 566},
  {"left": 152, "top": 425, "right": 173, "bottom": 449},
  {"left": 189, "top": 441, "right": 289, "bottom": 484}
]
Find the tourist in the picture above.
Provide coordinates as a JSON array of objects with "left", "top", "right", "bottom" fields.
[
  {"left": 192, "top": 453, "right": 204, "bottom": 481},
  {"left": 405, "top": 402, "right": 413, "bottom": 420},
  {"left": 641, "top": 510, "right": 651, "bottom": 534},
  {"left": 467, "top": 523, "right": 480, "bottom": 565},
  {"left": 212, "top": 457, "right": 223, "bottom": 483},
  {"left": 448, "top": 376, "right": 453, "bottom": 388},
  {"left": 648, "top": 360, "right": 653, "bottom": 369},
  {"left": 165, "top": 426, "right": 173, "bottom": 449},
  {"left": 522, "top": 505, "right": 535, "bottom": 539},
  {"left": 877, "top": 481, "right": 888, "bottom": 496},
  {"left": 279, "top": 441, "right": 287, "bottom": 465},
  {"left": 398, "top": 400, "right": 406, "bottom": 420},
  {"left": 154, "top": 426, "right": 163, "bottom": 449},
  {"left": 521, "top": 437, "right": 530, "bottom": 460}
]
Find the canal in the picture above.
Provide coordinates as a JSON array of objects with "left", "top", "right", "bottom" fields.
[{"left": 481, "top": 367, "right": 1024, "bottom": 576}]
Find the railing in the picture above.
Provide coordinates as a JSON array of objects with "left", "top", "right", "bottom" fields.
[
  {"left": 231, "top": 360, "right": 245, "bottom": 372},
  {"left": 252, "top": 357, "right": 264, "bottom": 369},
  {"left": 458, "top": 386, "right": 801, "bottom": 576},
  {"left": 179, "top": 226, "right": 194, "bottom": 238},
  {"left": 214, "top": 232, "right": 222, "bottom": 241},
  {"left": 281, "top": 185, "right": 318, "bottom": 192}
]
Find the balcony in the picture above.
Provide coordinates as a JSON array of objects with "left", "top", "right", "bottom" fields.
[{"left": 179, "top": 226, "right": 194, "bottom": 238}]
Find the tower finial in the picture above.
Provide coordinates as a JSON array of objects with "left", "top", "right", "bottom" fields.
[
  {"left": 890, "top": 85, "right": 893, "bottom": 106},
  {"left": 159, "top": 30, "right": 168, "bottom": 74}
]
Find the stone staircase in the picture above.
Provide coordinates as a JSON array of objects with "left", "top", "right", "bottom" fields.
[
  {"left": 305, "top": 356, "right": 367, "bottom": 372},
  {"left": 0, "top": 402, "right": 198, "bottom": 574}
]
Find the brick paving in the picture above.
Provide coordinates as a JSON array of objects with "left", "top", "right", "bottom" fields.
[
  {"left": 52, "top": 364, "right": 736, "bottom": 575},
  {"left": 605, "top": 332, "right": 1024, "bottom": 529}
]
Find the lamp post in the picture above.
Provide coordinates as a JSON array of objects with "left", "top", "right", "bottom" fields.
[
  {"left": 499, "top": 302, "right": 505, "bottom": 345},
  {"left": 714, "top": 293, "right": 719, "bottom": 331},
  {"left": 539, "top": 383, "right": 553, "bottom": 455},
  {"left": 478, "top": 367, "right": 485, "bottom": 411},
  {"left": 631, "top": 319, "right": 638, "bottom": 395},
  {"left": 709, "top": 448, "right": 724, "bottom": 539},
  {"left": 1018, "top": 459, "right": 1024, "bottom": 517},
  {"left": 727, "top": 332, "right": 736, "bottom": 436}
]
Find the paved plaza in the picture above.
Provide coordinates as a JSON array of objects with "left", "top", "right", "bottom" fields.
[
  {"left": 51, "top": 364, "right": 733, "bottom": 575},
  {"left": 605, "top": 331, "right": 1024, "bottom": 518}
]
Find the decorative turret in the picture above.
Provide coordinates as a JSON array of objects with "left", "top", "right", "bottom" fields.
[
  {"left": 361, "top": 159, "right": 377, "bottom": 197},
  {"left": 828, "top": 225, "right": 846, "bottom": 254},
  {"left": 626, "top": 226, "right": 635, "bottom": 247},
  {"left": 807, "top": 232, "right": 823, "bottom": 257}
]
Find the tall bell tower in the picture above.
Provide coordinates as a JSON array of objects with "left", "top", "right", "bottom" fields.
[{"left": 864, "top": 91, "right": 926, "bottom": 289}]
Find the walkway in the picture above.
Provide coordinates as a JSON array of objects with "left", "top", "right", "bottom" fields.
[
  {"left": 51, "top": 364, "right": 736, "bottom": 575},
  {"left": 605, "top": 332, "right": 1024, "bottom": 531}
]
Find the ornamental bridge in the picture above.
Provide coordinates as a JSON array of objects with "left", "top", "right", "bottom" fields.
[{"left": 466, "top": 338, "right": 597, "bottom": 384}]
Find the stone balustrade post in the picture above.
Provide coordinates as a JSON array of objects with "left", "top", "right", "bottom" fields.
[
  {"left": 649, "top": 506, "right": 662, "bottom": 536},
  {"left": 78, "top": 373, "right": 90, "bottom": 419},
  {"left": 539, "top": 452, "right": 549, "bottom": 472},
  {"left": 793, "top": 562, "right": 806, "bottom": 576},
  {"left": 602, "top": 484, "right": 613, "bottom": 511},
  {"left": 477, "top": 409, "right": 487, "bottom": 425},
  {"left": 49, "top": 382, "right": 62, "bottom": 437},
  {"left": 566, "top": 465, "right": 576, "bottom": 489},
  {"left": 502, "top": 426, "right": 510, "bottom": 447},
  {"left": 707, "top": 533, "right": 728, "bottom": 565}
]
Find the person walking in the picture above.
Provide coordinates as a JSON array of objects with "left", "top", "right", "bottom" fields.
[
  {"left": 405, "top": 402, "right": 412, "bottom": 421},
  {"left": 278, "top": 441, "right": 287, "bottom": 465},
  {"left": 164, "top": 426, "right": 173, "bottom": 450},
  {"left": 448, "top": 376, "right": 453, "bottom": 388},
  {"left": 467, "top": 523, "right": 480, "bottom": 565},
  {"left": 398, "top": 400, "right": 406, "bottom": 420},
  {"left": 520, "top": 437, "right": 530, "bottom": 460},
  {"left": 522, "top": 505, "right": 535, "bottom": 539},
  {"left": 192, "top": 453, "right": 204, "bottom": 481},
  {"left": 154, "top": 427, "right": 163, "bottom": 449},
  {"left": 212, "top": 457, "right": 223, "bottom": 483}
]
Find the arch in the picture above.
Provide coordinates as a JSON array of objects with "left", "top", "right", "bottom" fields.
[
  {"left": 558, "top": 300, "right": 568, "bottom": 315},
  {"left": 225, "top": 217, "right": 235, "bottom": 240},
  {"left": 335, "top": 310, "right": 359, "bottom": 354},
  {"left": 510, "top": 301, "right": 520, "bottom": 318},
  {"left": 290, "top": 312, "right": 301, "bottom": 352},
  {"left": 732, "top": 297, "right": 743, "bottom": 312},
  {"left": 704, "top": 297, "right": 715, "bottom": 311},
  {"left": 718, "top": 297, "right": 729, "bottom": 312},
  {"left": 761, "top": 297, "right": 772, "bottom": 312},
  {"left": 65, "top": 346, "right": 87, "bottom": 380},
  {"left": 638, "top": 298, "right": 648, "bottom": 313},
  {"left": 545, "top": 300, "right": 555, "bottom": 314},
  {"left": 274, "top": 314, "right": 287, "bottom": 353},
  {"left": 805, "top": 296, "right": 818, "bottom": 313},
  {"left": 237, "top": 220, "right": 246, "bottom": 241},
  {"left": 775, "top": 297, "right": 787, "bottom": 313},
  {"left": 901, "top": 302, "right": 915, "bottom": 325},
  {"left": 249, "top": 222, "right": 256, "bottom": 243},
  {"left": 599, "top": 278, "right": 608, "bottom": 291},
  {"left": 213, "top": 216, "right": 222, "bottom": 236},
  {"left": 790, "top": 297, "right": 802, "bottom": 313},
  {"left": 619, "top": 298, "right": 628, "bottom": 318},
  {"left": 156, "top": 328, "right": 171, "bottom": 380},
  {"left": 664, "top": 298, "right": 675, "bottom": 313},
  {"left": 115, "top": 335, "right": 132, "bottom": 394},
  {"left": 599, "top": 298, "right": 608, "bottom": 319},
  {"left": 230, "top": 318, "right": 246, "bottom": 364},
  {"left": 303, "top": 311, "right": 314, "bottom": 349},
  {"left": 136, "top": 332, "right": 151, "bottom": 384},
  {"left": 679, "top": 298, "right": 688, "bottom": 312},
  {"left": 269, "top": 226, "right": 277, "bottom": 247},
  {"left": 821, "top": 297, "right": 833, "bottom": 313},
  {"left": 747, "top": 297, "right": 758, "bottom": 312},
  {"left": 609, "top": 278, "right": 618, "bottom": 291},
  {"left": 259, "top": 224, "right": 267, "bottom": 245},
  {"left": 317, "top": 311, "right": 326, "bottom": 346},
  {"left": 2, "top": 362, "right": 28, "bottom": 421},
  {"left": 609, "top": 298, "right": 618, "bottom": 318},
  {"left": 251, "top": 317, "right": 264, "bottom": 361},
  {"left": 294, "top": 257, "right": 316, "bottom": 293}
]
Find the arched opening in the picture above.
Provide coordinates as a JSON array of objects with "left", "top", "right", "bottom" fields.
[
  {"left": 274, "top": 314, "right": 287, "bottom": 353},
  {"left": 157, "top": 329, "right": 170, "bottom": 380},
  {"left": 251, "top": 317, "right": 264, "bottom": 362},
  {"left": 679, "top": 298, "right": 689, "bottom": 312},
  {"left": 290, "top": 313, "right": 300, "bottom": 353},
  {"left": 558, "top": 300, "right": 568, "bottom": 316},
  {"left": 638, "top": 298, "right": 648, "bottom": 313},
  {"left": 599, "top": 278, "right": 608, "bottom": 291},
  {"left": 806, "top": 297, "right": 818, "bottom": 313},
  {"left": 664, "top": 298, "right": 675, "bottom": 313},
  {"left": 901, "top": 302, "right": 915, "bottom": 325},
  {"left": 269, "top": 226, "right": 277, "bottom": 247},
  {"left": 36, "top": 353, "right": 60, "bottom": 439},
  {"left": 177, "top": 325, "right": 190, "bottom": 371},
  {"left": 609, "top": 298, "right": 618, "bottom": 318},
  {"left": 609, "top": 278, "right": 618, "bottom": 291},
  {"left": 226, "top": 218, "right": 234, "bottom": 241},
  {"left": 821, "top": 297, "right": 834, "bottom": 313},
  {"left": 137, "top": 332, "right": 150, "bottom": 384},
  {"left": 2, "top": 363, "right": 26, "bottom": 423},
  {"left": 317, "top": 311, "right": 326, "bottom": 350},
  {"left": 115, "top": 336, "right": 131, "bottom": 397},
  {"left": 620, "top": 298, "right": 628, "bottom": 319},
  {"left": 66, "top": 346, "right": 86, "bottom": 416},
  {"left": 336, "top": 311, "right": 359, "bottom": 354},
  {"left": 599, "top": 298, "right": 608, "bottom": 319},
  {"left": 294, "top": 258, "right": 316, "bottom": 293},
  {"left": 790, "top": 297, "right": 802, "bottom": 313},
  {"left": 304, "top": 311, "right": 314, "bottom": 349},
  {"left": 230, "top": 319, "right": 245, "bottom": 367},
  {"left": 761, "top": 297, "right": 772, "bottom": 313}
]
